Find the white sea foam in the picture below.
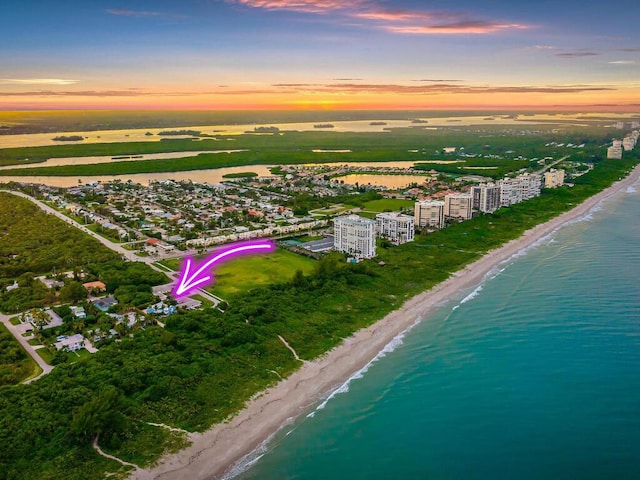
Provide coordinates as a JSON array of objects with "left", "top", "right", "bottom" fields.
[
  {"left": 627, "top": 185, "right": 637, "bottom": 194},
  {"left": 223, "top": 445, "right": 268, "bottom": 479},
  {"left": 222, "top": 423, "right": 287, "bottom": 480},
  {"left": 223, "top": 320, "right": 420, "bottom": 478},
  {"left": 307, "top": 323, "right": 418, "bottom": 418},
  {"left": 460, "top": 285, "right": 483, "bottom": 305}
]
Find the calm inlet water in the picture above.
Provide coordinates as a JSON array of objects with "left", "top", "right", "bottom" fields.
[{"left": 237, "top": 182, "right": 640, "bottom": 479}]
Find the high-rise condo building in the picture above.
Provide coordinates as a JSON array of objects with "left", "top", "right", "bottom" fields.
[
  {"left": 414, "top": 200, "right": 445, "bottom": 230},
  {"left": 517, "top": 173, "right": 542, "bottom": 200},
  {"left": 375, "top": 212, "right": 415, "bottom": 245},
  {"left": 333, "top": 215, "right": 377, "bottom": 259},
  {"left": 498, "top": 173, "right": 542, "bottom": 206},
  {"left": 444, "top": 193, "right": 473, "bottom": 220},
  {"left": 607, "top": 145, "right": 623, "bottom": 159},
  {"left": 471, "top": 183, "right": 501, "bottom": 213},
  {"left": 544, "top": 169, "right": 565, "bottom": 188}
]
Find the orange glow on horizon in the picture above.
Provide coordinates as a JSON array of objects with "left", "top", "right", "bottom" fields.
[{"left": 1, "top": 85, "right": 639, "bottom": 112}]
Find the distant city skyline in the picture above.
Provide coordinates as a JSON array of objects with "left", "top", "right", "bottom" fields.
[{"left": 1, "top": 0, "right": 639, "bottom": 110}]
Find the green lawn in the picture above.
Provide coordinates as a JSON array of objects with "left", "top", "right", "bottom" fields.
[
  {"left": 70, "top": 348, "right": 92, "bottom": 360},
  {"left": 36, "top": 348, "right": 54, "bottom": 365},
  {"left": 86, "top": 224, "right": 126, "bottom": 243},
  {"left": 9, "top": 317, "right": 21, "bottom": 326},
  {"left": 161, "top": 249, "right": 316, "bottom": 299},
  {"left": 27, "top": 338, "right": 42, "bottom": 346},
  {"left": 362, "top": 198, "right": 415, "bottom": 212},
  {"left": 309, "top": 204, "right": 355, "bottom": 215}
]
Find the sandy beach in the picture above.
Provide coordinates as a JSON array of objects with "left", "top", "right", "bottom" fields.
[{"left": 134, "top": 164, "right": 640, "bottom": 480}]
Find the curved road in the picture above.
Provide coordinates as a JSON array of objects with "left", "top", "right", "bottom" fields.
[
  {"left": 2, "top": 190, "right": 221, "bottom": 305},
  {"left": 0, "top": 312, "right": 53, "bottom": 383},
  {"left": 1, "top": 190, "right": 153, "bottom": 264}
]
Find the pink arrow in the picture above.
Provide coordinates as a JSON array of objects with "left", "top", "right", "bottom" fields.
[{"left": 173, "top": 240, "right": 275, "bottom": 298}]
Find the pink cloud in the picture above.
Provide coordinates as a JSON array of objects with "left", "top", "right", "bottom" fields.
[
  {"left": 228, "top": 0, "right": 360, "bottom": 14},
  {"left": 385, "top": 21, "right": 530, "bottom": 35},
  {"left": 273, "top": 82, "right": 614, "bottom": 95},
  {"left": 229, "top": 1, "right": 531, "bottom": 35},
  {"left": 353, "top": 10, "right": 427, "bottom": 22}
]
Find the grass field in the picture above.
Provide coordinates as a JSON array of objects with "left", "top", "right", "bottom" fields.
[
  {"left": 161, "top": 248, "right": 316, "bottom": 299},
  {"left": 36, "top": 348, "right": 54, "bottom": 365},
  {"left": 309, "top": 204, "right": 355, "bottom": 216},
  {"left": 362, "top": 198, "right": 415, "bottom": 212}
]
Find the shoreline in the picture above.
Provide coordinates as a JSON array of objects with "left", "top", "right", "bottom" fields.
[{"left": 134, "top": 164, "right": 640, "bottom": 480}]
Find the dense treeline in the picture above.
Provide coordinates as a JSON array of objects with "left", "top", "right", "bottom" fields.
[
  {"left": 0, "top": 156, "right": 637, "bottom": 479},
  {"left": 0, "top": 323, "right": 37, "bottom": 386},
  {"left": 0, "top": 193, "right": 119, "bottom": 279},
  {"left": 0, "top": 194, "right": 167, "bottom": 312},
  {"left": 285, "top": 190, "right": 382, "bottom": 215}
]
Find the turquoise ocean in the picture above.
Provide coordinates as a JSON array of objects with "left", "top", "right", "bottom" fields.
[{"left": 236, "top": 181, "right": 640, "bottom": 480}]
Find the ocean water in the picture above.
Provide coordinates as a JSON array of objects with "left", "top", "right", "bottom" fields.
[{"left": 236, "top": 182, "right": 640, "bottom": 480}]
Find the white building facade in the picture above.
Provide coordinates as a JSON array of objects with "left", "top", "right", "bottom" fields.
[
  {"left": 414, "top": 200, "right": 445, "bottom": 229},
  {"left": 498, "top": 173, "right": 542, "bottom": 206},
  {"left": 375, "top": 212, "right": 415, "bottom": 245},
  {"left": 333, "top": 215, "right": 377, "bottom": 259},
  {"left": 517, "top": 173, "right": 542, "bottom": 200}
]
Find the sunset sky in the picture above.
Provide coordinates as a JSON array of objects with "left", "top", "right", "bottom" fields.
[{"left": 1, "top": 0, "right": 639, "bottom": 110}]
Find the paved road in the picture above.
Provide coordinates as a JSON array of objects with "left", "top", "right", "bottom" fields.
[
  {"left": 0, "top": 312, "right": 53, "bottom": 383},
  {"left": 535, "top": 155, "right": 569, "bottom": 174},
  {"left": 0, "top": 191, "right": 171, "bottom": 276},
  {"left": 3, "top": 190, "right": 226, "bottom": 307}
]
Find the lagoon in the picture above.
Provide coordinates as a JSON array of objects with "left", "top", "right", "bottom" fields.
[
  {"left": 334, "top": 173, "right": 431, "bottom": 189},
  {"left": 0, "top": 113, "right": 607, "bottom": 149},
  {"left": 0, "top": 161, "right": 437, "bottom": 188}
]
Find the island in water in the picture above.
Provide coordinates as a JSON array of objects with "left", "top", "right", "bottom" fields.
[{"left": 52, "top": 135, "right": 84, "bottom": 142}]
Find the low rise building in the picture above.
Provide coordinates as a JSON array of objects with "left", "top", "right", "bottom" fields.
[
  {"left": 54, "top": 334, "right": 85, "bottom": 352},
  {"left": 333, "top": 215, "right": 377, "bottom": 259},
  {"left": 375, "top": 212, "right": 415, "bottom": 245}
]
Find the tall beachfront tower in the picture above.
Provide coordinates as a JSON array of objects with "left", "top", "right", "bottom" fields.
[
  {"left": 444, "top": 193, "right": 473, "bottom": 220},
  {"left": 471, "top": 183, "right": 501, "bottom": 213},
  {"left": 544, "top": 169, "right": 565, "bottom": 188},
  {"left": 414, "top": 200, "right": 445, "bottom": 230},
  {"left": 333, "top": 215, "right": 377, "bottom": 259},
  {"left": 375, "top": 212, "right": 415, "bottom": 245},
  {"left": 607, "top": 139, "right": 623, "bottom": 159},
  {"left": 517, "top": 173, "right": 542, "bottom": 200},
  {"left": 498, "top": 173, "right": 542, "bottom": 206}
]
